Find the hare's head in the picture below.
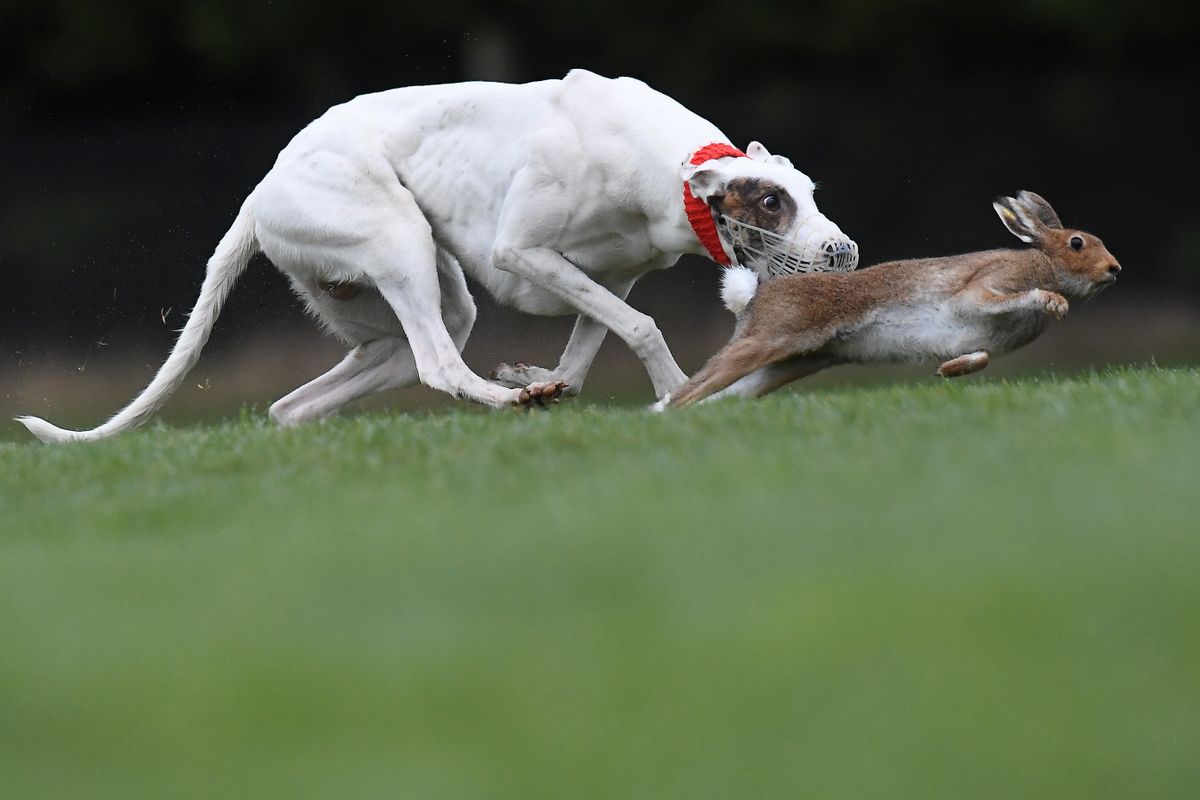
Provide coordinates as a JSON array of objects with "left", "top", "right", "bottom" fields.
[{"left": 993, "top": 191, "right": 1121, "bottom": 297}]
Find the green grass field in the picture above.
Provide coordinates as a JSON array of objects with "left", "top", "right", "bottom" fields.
[{"left": 2, "top": 366, "right": 1198, "bottom": 799}]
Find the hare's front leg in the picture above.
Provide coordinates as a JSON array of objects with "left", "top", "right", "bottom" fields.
[
  {"left": 971, "top": 288, "right": 1069, "bottom": 319},
  {"left": 936, "top": 350, "right": 990, "bottom": 378},
  {"left": 1039, "top": 291, "right": 1070, "bottom": 319}
]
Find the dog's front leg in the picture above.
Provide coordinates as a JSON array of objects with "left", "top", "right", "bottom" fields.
[
  {"left": 491, "top": 314, "right": 604, "bottom": 394},
  {"left": 493, "top": 244, "right": 686, "bottom": 399},
  {"left": 491, "top": 279, "right": 634, "bottom": 394},
  {"left": 491, "top": 164, "right": 686, "bottom": 399}
]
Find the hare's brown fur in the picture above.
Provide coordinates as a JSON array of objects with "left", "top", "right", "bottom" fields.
[{"left": 669, "top": 191, "right": 1120, "bottom": 406}]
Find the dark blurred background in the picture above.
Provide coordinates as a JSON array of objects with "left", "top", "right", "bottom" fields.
[{"left": 3, "top": 0, "right": 1199, "bottom": 424}]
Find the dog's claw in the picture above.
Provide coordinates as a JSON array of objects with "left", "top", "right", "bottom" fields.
[{"left": 514, "top": 381, "right": 569, "bottom": 409}]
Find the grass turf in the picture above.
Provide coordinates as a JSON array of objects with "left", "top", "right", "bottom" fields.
[{"left": 1, "top": 366, "right": 1198, "bottom": 798}]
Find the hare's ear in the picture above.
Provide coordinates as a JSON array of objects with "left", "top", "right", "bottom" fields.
[
  {"left": 993, "top": 195, "right": 1041, "bottom": 244},
  {"left": 1014, "top": 190, "right": 1063, "bottom": 229}
]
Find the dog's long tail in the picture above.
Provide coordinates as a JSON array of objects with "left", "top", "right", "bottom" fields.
[{"left": 16, "top": 196, "right": 260, "bottom": 443}]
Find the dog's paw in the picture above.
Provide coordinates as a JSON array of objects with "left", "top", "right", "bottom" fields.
[
  {"left": 490, "top": 361, "right": 556, "bottom": 388},
  {"left": 513, "top": 381, "right": 570, "bottom": 409},
  {"left": 1040, "top": 291, "right": 1069, "bottom": 319}
]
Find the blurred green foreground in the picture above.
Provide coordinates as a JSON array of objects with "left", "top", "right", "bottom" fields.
[{"left": 1, "top": 367, "right": 1197, "bottom": 799}]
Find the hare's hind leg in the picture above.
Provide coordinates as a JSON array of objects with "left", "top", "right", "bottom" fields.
[
  {"left": 704, "top": 355, "right": 832, "bottom": 402},
  {"left": 936, "top": 350, "right": 990, "bottom": 378},
  {"left": 667, "top": 337, "right": 785, "bottom": 407},
  {"left": 666, "top": 320, "right": 836, "bottom": 408}
]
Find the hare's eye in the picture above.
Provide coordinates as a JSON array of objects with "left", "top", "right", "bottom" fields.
[
  {"left": 761, "top": 194, "right": 780, "bottom": 211},
  {"left": 1070, "top": 236, "right": 1084, "bottom": 251}
]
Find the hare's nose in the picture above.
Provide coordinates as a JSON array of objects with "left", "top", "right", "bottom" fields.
[{"left": 1108, "top": 263, "right": 1122, "bottom": 276}]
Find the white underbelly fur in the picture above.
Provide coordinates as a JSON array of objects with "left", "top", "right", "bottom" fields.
[{"left": 831, "top": 304, "right": 1040, "bottom": 363}]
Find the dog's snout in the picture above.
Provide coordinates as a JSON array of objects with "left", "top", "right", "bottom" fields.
[{"left": 821, "top": 237, "right": 860, "bottom": 272}]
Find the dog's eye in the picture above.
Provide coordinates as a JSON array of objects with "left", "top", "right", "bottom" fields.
[
  {"left": 762, "top": 194, "right": 780, "bottom": 211},
  {"left": 1070, "top": 235, "right": 1084, "bottom": 251}
]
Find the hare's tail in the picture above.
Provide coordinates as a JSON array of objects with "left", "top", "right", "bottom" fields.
[
  {"left": 16, "top": 196, "right": 259, "bottom": 443},
  {"left": 720, "top": 266, "right": 760, "bottom": 316}
]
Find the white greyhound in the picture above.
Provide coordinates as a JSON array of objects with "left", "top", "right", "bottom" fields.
[{"left": 17, "top": 68, "right": 856, "bottom": 443}]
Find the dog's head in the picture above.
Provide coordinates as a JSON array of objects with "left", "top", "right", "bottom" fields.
[{"left": 682, "top": 142, "right": 858, "bottom": 276}]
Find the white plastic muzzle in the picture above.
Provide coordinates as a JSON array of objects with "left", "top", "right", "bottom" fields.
[{"left": 717, "top": 213, "right": 860, "bottom": 277}]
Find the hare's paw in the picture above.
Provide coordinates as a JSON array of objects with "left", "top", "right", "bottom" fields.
[
  {"left": 1040, "top": 291, "right": 1069, "bottom": 319},
  {"left": 513, "top": 381, "right": 570, "bottom": 409},
  {"left": 936, "top": 351, "right": 990, "bottom": 378}
]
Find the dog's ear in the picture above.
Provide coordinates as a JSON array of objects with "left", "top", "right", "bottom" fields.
[
  {"left": 746, "top": 141, "right": 773, "bottom": 162},
  {"left": 680, "top": 161, "right": 728, "bottom": 202},
  {"left": 746, "top": 141, "right": 793, "bottom": 169}
]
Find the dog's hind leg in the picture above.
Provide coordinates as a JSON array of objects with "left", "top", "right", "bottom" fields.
[
  {"left": 367, "top": 191, "right": 561, "bottom": 408},
  {"left": 268, "top": 337, "right": 414, "bottom": 426},
  {"left": 269, "top": 249, "right": 480, "bottom": 425},
  {"left": 434, "top": 247, "right": 478, "bottom": 352}
]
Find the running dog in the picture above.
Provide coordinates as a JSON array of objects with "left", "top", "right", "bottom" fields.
[{"left": 18, "top": 69, "right": 856, "bottom": 442}]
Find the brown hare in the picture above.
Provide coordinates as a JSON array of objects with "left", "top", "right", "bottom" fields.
[{"left": 662, "top": 191, "right": 1120, "bottom": 407}]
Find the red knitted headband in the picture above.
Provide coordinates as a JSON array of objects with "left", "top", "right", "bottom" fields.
[{"left": 682, "top": 142, "right": 747, "bottom": 265}]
